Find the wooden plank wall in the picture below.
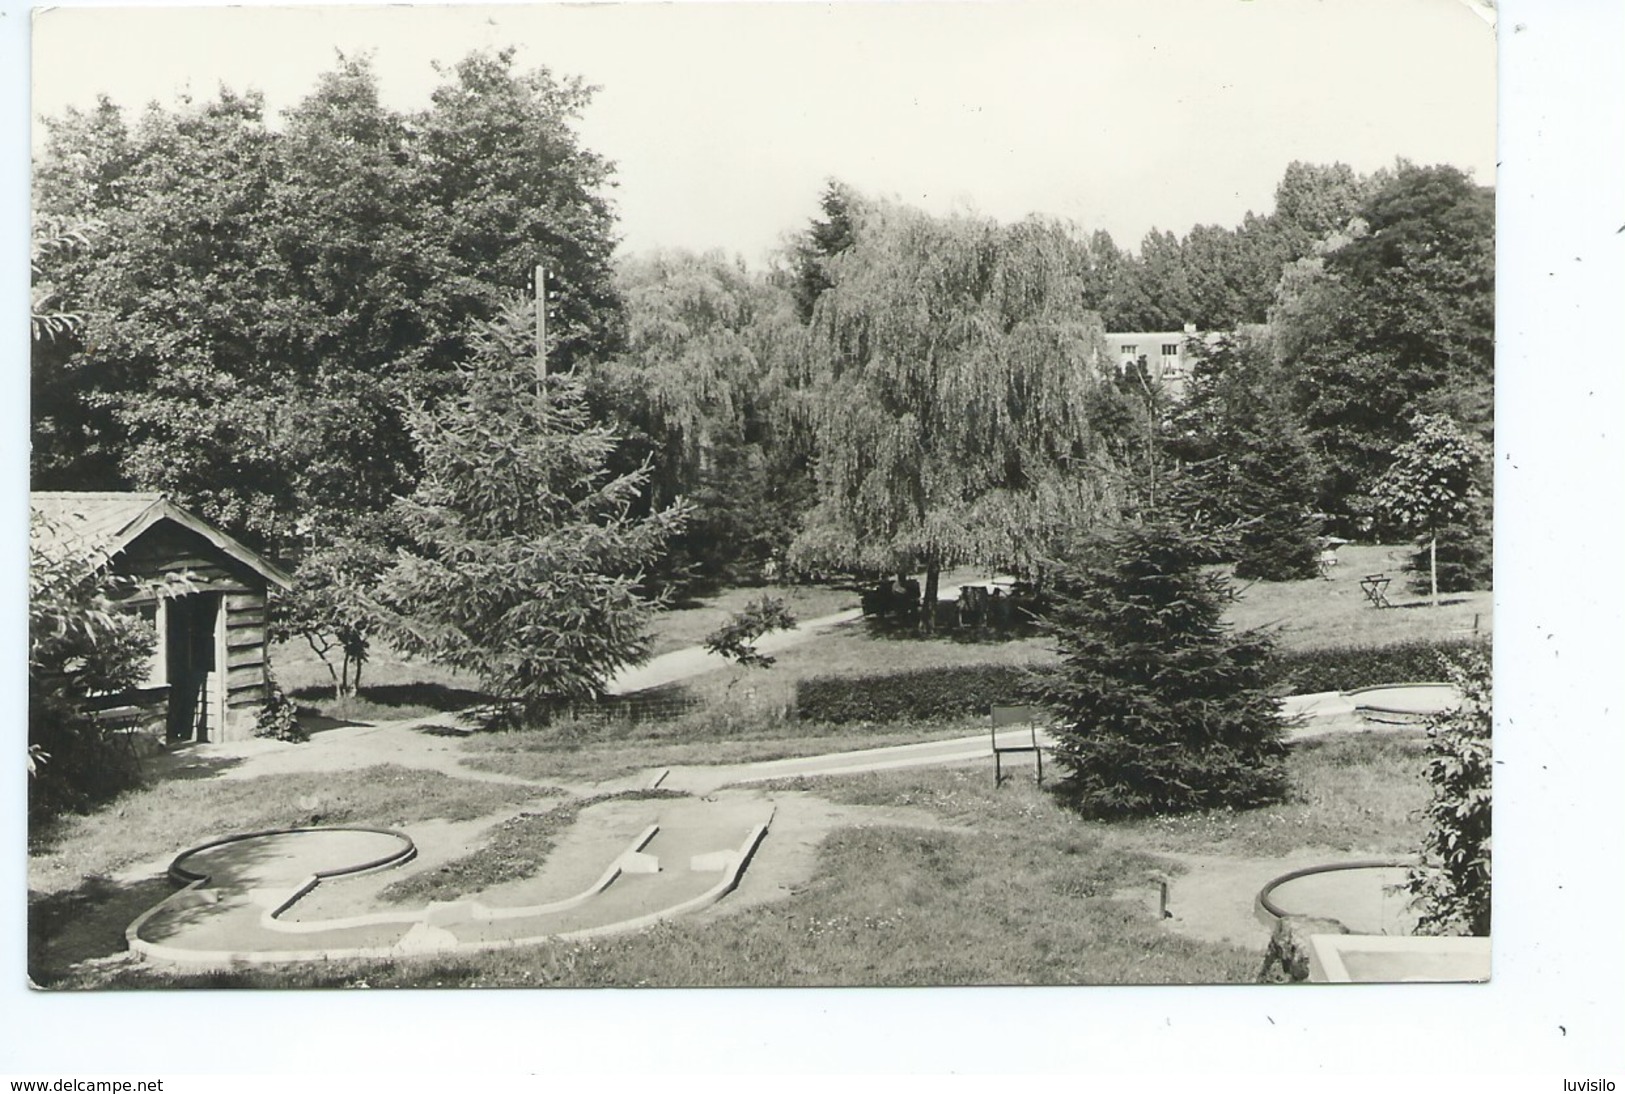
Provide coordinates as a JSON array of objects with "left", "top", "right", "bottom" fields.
[{"left": 117, "top": 520, "right": 275, "bottom": 741}]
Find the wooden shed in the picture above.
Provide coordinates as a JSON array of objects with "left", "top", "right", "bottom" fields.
[{"left": 30, "top": 492, "right": 293, "bottom": 744}]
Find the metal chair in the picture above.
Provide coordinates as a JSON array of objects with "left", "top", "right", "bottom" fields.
[{"left": 989, "top": 704, "right": 1045, "bottom": 786}]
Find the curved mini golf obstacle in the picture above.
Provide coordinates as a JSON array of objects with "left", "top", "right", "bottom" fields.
[
  {"left": 1255, "top": 859, "right": 1489, "bottom": 983},
  {"left": 1343, "top": 682, "right": 1460, "bottom": 726},
  {"left": 128, "top": 799, "right": 773, "bottom": 967},
  {"left": 1255, "top": 859, "right": 1417, "bottom": 937}
]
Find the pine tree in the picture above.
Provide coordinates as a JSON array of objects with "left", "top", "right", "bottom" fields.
[
  {"left": 376, "top": 300, "right": 688, "bottom": 728},
  {"left": 1038, "top": 518, "right": 1290, "bottom": 817}
]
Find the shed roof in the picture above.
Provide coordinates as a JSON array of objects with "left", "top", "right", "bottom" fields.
[{"left": 30, "top": 491, "right": 293, "bottom": 590}]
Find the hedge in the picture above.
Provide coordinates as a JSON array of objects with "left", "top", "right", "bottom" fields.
[
  {"left": 793, "top": 637, "right": 1488, "bottom": 726},
  {"left": 1267, "top": 637, "right": 1488, "bottom": 695},
  {"left": 795, "top": 664, "right": 1036, "bottom": 725}
]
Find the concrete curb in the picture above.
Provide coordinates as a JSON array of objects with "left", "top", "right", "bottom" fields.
[{"left": 129, "top": 811, "right": 772, "bottom": 969}]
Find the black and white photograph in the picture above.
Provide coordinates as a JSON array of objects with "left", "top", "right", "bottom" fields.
[
  {"left": 22, "top": 0, "right": 1502, "bottom": 993},
  {"left": 11, "top": 0, "right": 1625, "bottom": 1079}
]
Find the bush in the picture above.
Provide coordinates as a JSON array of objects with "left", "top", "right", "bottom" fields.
[
  {"left": 795, "top": 664, "right": 1034, "bottom": 725},
  {"left": 1404, "top": 647, "right": 1491, "bottom": 936},
  {"left": 253, "top": 683, "right": 309, "bottom": 743},
  {"left": 29, "top": 513, "right": 167, "bottom": 825},
  {"left": 1036, "top": 517, "right": 1290, "bottom": 818},
  {"left": 1267, "top": 638, "right": 1485, "bottom": 695}
]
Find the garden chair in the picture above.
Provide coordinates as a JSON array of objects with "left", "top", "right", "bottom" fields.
[
  {"left": 989, "top": 704, "right": 1045, "bottom": 786},
  {"left": 1360, "top": 573, "right": 1392, "bottom": 609}
]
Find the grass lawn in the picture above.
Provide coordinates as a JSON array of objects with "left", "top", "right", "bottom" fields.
[
  {"left": 1221, "top": 543, "right": 1490, "bottom": 652},
  {"left": 376, "top": 788, "right": 686, "bottom": 905},
  {"left": 267, "top": 545, "right": 1482, "bottom": 730},
  {"left": 794, "top": 730, "right": 1431, "bottom": 862},
  {"left": 28, "top": 766, "right": 549, "bottom": 987},
  {"left": 459, "top": 716, "right": 986, "bottom": 784},
  {"left": 66, "top": 776, "right": 1260, "bottom": 988},
  {"left": 657, "top": 624, "right": 1056, "bottom": 715},
  {"left": 271, "top": 636, "right": 488, "bottom": 724},
  {"left": 42, "top": 730, "right": 1426, "bottom": 989},
  {"left": 33, "top": 555, "right": 1470, "bottom": 989}
]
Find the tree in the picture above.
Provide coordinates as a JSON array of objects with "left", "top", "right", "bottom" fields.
[
  {"left": 272, "top": 535, "right": 392, "bottom": 702},
  {"left": 1273, "top": 163, "right": 1494, "bottom": 533},
  {"left": 413, "top": 48, "right": 622, "bottom": 379},
  {"left": 1404, "top": 647, "right": 1492, "bottom": 936},
  {"left": 30, "top": 50, "right": 626, "bottom": 559},
  {"left": 704, "top": 596, "right": 797, "bottom": 670},
  {"left": 1271, "top": 160, "right": 1370, "bottom": 254},
  {"left": 1085, "top": 352, "right": 1170, "bottom": 517},
  {"left": 375, "top": 301, "right": 688, "bottom": 729},
  {"left": 791, "top": 202, "right": 1119, "bottom": 627},
  {"left": 259, "top": 54, "right": 447, "bottom": 536},
  {"left": 1167, "top": 330, "right": 1324, "bottom": 581},
  {"left": 1372, "top": 413, "right": 1490, "bottom": 604},
  {"left": 587, "top": 249, "right": 810, "bottom": 589},
  {"left": 789, "top": 179, "right": 862, "bottom": 323},
  {"left": 1037, "top": 517, "right": 1290, "bottom": 817},
  {"left": 29, "top": 214, "right": 97, "bottom": 343}
]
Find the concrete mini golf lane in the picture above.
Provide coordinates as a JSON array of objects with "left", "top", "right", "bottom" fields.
[
  {"left": 125, "top": 679, "right": 1435, "bottom": 968},
  {"left": 129, "top": 799, "right": 772, "bottom": 967}
]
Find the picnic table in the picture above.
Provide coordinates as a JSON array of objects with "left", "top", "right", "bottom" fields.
[{"left": 1360, "top": 573, "right": 1392, "bottom": 609}]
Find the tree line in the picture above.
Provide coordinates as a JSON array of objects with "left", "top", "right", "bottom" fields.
[{"left": 32, "top": 48, "right": 1494, "bottom": 723}]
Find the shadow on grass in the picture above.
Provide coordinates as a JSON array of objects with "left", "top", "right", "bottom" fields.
[
  {"left": 29, "top": 875, "right": 175, "bottom": 988},
  {"left": 414, "top": 724, "right": 473, "bottom": 738},
  {"left": 1390, "top": 597, "right": 1474, "bottom": 610},
  {"left": 291, "top": 682, "right": 493, "bottom": 713},
  {"left": 296, "top": 710, "right": 369, "bottom": 734},
  {"left": 860, "top": 619, "right": 1044, "bottom": 645}
]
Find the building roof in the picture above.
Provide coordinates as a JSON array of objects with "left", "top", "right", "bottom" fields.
[{"left": 30, "top": 491, "right": 293, "bottom": 590}]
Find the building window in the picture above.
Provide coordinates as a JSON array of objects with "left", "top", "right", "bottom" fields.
[
  {"left": 1120, "top": 344, "right": 1138, "bottom": 357},
  {"left": 1161, "top": 343, "right": 1179, "bottom": 356}
]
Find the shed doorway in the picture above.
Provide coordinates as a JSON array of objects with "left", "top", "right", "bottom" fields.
[{"left": 166, "top": 593, "right": 223, "bottom": 743}]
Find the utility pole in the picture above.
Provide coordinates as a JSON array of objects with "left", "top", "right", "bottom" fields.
[{"left": 534, "top": 264, "right": 548, "bottom": 384}]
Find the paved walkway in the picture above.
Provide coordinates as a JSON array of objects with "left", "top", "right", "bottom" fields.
[
  {"left": 604, "top": 578, "right": 1007, "bottom": 695},
  {"left": 605, "top": 607, "right": 864, "bottom": 695}
]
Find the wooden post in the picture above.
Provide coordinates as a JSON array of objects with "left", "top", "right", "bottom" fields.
[
  {"left": 1430, "top": 533, "right": 1439, "bottom": 609},
  {"left": 534, "top": 264, "right": 547, "bottom": 384}
]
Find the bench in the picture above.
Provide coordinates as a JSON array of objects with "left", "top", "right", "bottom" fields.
[
  {"left": 1360, "top": 573, "right": 1392, "bottom": 609},
  {"left": 990, "top": 704, "right": 1045, "bottom": 786}
]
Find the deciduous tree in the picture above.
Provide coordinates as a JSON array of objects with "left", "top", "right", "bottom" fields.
[{"left": 1372, "top": 413, "right": 1490, "bottom": 604}]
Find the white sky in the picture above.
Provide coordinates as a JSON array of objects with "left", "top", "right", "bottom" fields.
[{"left": 28, "top": 0, "right": 1497, "bottom": 266}]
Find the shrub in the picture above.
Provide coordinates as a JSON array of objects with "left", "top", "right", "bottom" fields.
[
  {"left": 704, "top": 596, "right": 796, "bottom": 669},
  {"left": 253, "top": 682, "right": 309, "bottom": 743},
  {"left": 1404, "top": 647, "right": 1491, "bottom": 935},
  {"left": 29, "top": 513, "right": 169, "bottom": 824},
  {"left": 795, "top": 664, "right": 1033, "bottom": 725},
  {"left": 1267, "top": 638, "right": 1484, "bottom": 695},
  {"left": 1036, "top": 517, "right": 1290, "bottom": 818}
]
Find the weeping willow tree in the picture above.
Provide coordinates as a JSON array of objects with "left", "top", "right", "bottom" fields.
[
  {"left": 587, "top": 249, "right": 813, "bottom": 586},
  {"left": 791, "top": 202, "right": 1121, "bottom": 625}
]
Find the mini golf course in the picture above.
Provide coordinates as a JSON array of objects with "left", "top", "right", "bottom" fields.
[
  {"left": 122, "top": 678, "right": 1472, "bottom": 974},
  {"left": 129, "top": 798, "right": 772, "bottom": 966}
]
